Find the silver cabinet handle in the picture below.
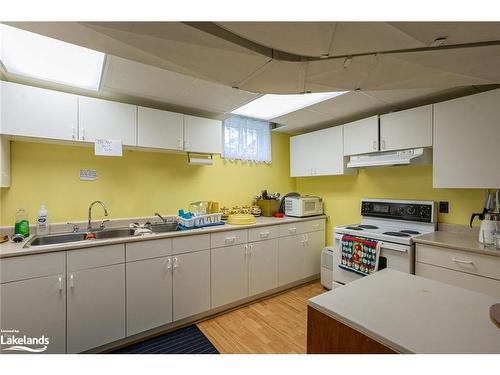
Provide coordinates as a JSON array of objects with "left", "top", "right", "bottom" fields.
[
  {"left": 288, "top": 227, "right": 297, "bottom": 234},
  {"left": 381, "top": 140, "right": 386, "bottom": 150},
  {"left": 177, "top": 139, "right": 183, "bottom": 149},
  {"left": 225, "top": 236, "right": 237, "bottom": 244},
  {"left": 69, "top": 274, "right": 74, "bottom": 289},
  {"left": 166, "top": 258, "right": 172, "bottom": 270},
  {"left": 244, "top": 244, "right": 249, "bottom": 258},
  {"left": 173, "top": 257, "right": 179, "bottom": 269},
  {"left": 260, "top": 231, "right": 270, "bottom": 239},
  {"left": 249, "top": 244, "right": 253, "bottom": 255},
  {"left": 372, "top": 140, "right": 378, "bottom": 150},
  {"left": 312, "top": 224, "right": 320, "bottom": 229},
  {"left": 72, "top": 127, "right": 76, "bottom": 140},
  {"left": 58, "top": 276, "right": 63, "bottom": 292},
  {"left": 184, "top": 140, "right": 189, "bottom": 150},
  {"left": 452, "top": 258, "right": 474, "bottom": 265}
]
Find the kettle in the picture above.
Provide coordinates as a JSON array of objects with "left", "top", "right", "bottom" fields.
[{"left": 470, "top": 190, "right": 500, "bottom": 244}]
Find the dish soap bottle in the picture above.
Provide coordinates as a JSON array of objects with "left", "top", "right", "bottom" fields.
[
  {"left": 37, "top": 203, "right": 49, "bottom": 235},
  {"left": 15, "top": 208, "right": 30, "bottom": 237}
]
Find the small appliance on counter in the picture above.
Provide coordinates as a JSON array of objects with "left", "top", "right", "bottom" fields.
[
  {"left": 470, "top": 189, "right": 500, "bottom": 245},
  {"left": 284, "top": 195, "right": 324, "bottom": 217}
]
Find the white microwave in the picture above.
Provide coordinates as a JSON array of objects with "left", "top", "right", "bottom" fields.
[{"left": 284, "top": 196, "right": 323, "bottom": 217}]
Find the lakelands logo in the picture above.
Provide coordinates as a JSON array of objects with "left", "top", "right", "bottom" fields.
[{"left": 1, "top": 329, "right": 50, "bottom": 353}]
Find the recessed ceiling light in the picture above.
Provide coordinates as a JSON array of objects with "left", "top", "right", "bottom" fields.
[
  {"left": 0, "top": 24, "right": 105, "bottom": 91},
  {"left": 231, "top": 91, "right": 348, "bottom": 120}
]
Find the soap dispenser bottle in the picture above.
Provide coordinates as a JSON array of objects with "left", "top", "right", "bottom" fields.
[
  {"left": 36, "top": 203, "right": 49, "bottom": 235},
  {"left": 15, "top": 208, "right": 30, "bottom": 237}
]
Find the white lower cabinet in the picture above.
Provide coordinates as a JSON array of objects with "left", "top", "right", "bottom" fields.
[
  {"left": 211, "top": 244, "right": 248, "bottom": 308},
  {"left": 172, "top": 250, "right": 211, "bottom": 321},
  {"left": 278, "top": 234, "right": 305, "bottom": 286},
  {"left": 66, "top": 264, "right": 126, "bottom": 353},
  {"left": 126, "top": 257, "right": 173, "bottom": 336},
  {"left": 302, "top": 231, "right": 325, "bottom": 278},
  {"left": 0, "top": 274, "right": 66, "bottom": 354},
  {"left": 248, "top": 239, "right": 279, "bottom": 296},
  {"left": 278, "top": 230, "right": 325, "bottom": 286}
]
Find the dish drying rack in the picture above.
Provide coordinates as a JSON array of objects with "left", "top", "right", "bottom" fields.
[{"left": 178, "top": 213, "right": 224, "bottom": 230}]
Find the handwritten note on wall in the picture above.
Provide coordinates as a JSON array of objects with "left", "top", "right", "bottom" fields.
[{"left": 94, "top": 139, "right": 123, "bottom": 157}]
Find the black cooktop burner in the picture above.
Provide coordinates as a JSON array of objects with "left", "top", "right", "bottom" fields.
[
  {"left": 346, "top": 226, "right": 363, "bottom": 230},
  {"left": 400, "top": 230, "right": 420, "bottom": 235},
  {"left": 383, "top": 231, "right": 411, "bottom": 237},
  {"left": 358, "top": 225, "right": 379, "bottom": 229}
]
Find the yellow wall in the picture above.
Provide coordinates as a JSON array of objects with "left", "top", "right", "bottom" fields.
[
  {"left": 1, "top": 135, "right": 486, "bottom": 243},
  {"left": 0, "top": 133, "right": 295, "bottom": 225},
  {"left": 297, "top": 166, "right": 485, "bottom": 245}
]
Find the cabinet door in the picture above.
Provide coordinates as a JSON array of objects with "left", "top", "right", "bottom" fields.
[
  {"left": 343, "top": 115, "right": 379, "bottom": 156},
  {"left": 172, "top": 250, "right": 210, "bottom": 321},
  {"left": 312, "top": 126, "right": 346, "bottom": 175},
  {"left": 183, "top": 114, "right": 222, "bottom": 154},
  {"left": 67, "top": 264, "right": 125, "bottom": 353},
  {"left": 248, "top": 239, "right": 278, "bottom": 296},
  {"left": 0, "top": 274, "right": 66, "bottom": 353},
  {"left": 78, "top": 96, "right": 137, "bottom": 146},
  {"left": 211, "top": 244, "right": 248, "bottom": 308},
  {"left": 278, "top": 234, "right": 304, "bottom": 286},
  {"left": 290, "top": 134, "right": 314, "bottom": 177},
  {"left": 380, "top": 105, "right": 432, "bottom": 151},
  {"left": 0, "top": 81, "right": 78, "bottom": 140},
  {"left": 302, "top": 231, "right": 325, "bottom": 278},
  {"left": 137, "top": 107, "right": 184, "bottom": 150},
  {"left": 0, "top": 137, "right": 10, "bottom": 187},
  {"left": 126, "top": 257, "right": 173, "bottom": 336},
  {"left": 433, "top": 89, "right": 500, "bottom": 188}
]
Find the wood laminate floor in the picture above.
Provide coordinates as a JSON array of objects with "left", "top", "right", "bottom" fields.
[{"left": 197, "top": 281, "right": 326, "bottom": 354}]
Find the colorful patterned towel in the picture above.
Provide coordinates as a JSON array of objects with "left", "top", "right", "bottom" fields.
[{"left": 339, "top": 235, "right": 381, "bottom": 276}]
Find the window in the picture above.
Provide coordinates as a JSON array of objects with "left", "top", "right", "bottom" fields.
[{"left": 222, "top": 116, "right": 272, "bottom": 163}]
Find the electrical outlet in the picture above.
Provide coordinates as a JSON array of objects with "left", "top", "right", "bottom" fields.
[{"left": 439, "top": 201, "right": 449, "bottom": 214}]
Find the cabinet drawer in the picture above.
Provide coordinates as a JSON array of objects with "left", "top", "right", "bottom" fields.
[
  {"left": 211, "top": 230, "right": 248, "bottom": 248},
  {"left": 126, "top": 238, "right": 172, "bottom": 262},
  {"left": 416, "top": 262, "right": 500, "bottom": 298},
  {"left": 0, "top": 252, "right": 66, "bottom": 283},
  {"left": 248, "top": 225, "right": 280, "bottom": 242},
  {"left": 303, "top": 219, "right": 325, "bottom": 233},
  {"left": 67, "top": 244, "right": 125, "bottom": 272},
  {"left": 172, "top": 234, "right": 210, "bottom": 255},
  {"left": 416, "top": 244, "right": 500, "bottom": 281},
  {"left": 279, "top": 222, "right": 307, "bottom": 236}
]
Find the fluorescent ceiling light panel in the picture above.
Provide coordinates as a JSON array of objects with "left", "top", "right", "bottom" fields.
[
  {"left": 0, "top": 24, "right": 105, "bottom": 91},
  {"left": 231, "top": 91, "right": 348, "bottom": 120}
]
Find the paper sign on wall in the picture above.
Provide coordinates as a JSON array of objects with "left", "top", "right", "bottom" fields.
[
  {"left": 94, "top": 139, "right": 123, "bottom": 157},
  {"left": 80, "top": 169, "right": 97, "bottom": 181}
]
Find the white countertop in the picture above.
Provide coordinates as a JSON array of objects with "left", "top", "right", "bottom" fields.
[
  {"left": 0, "top": 215, "right": 326, "bottom": 258},
  {"left": 308, "top": 269, "right": 500, "bottom": 354}
]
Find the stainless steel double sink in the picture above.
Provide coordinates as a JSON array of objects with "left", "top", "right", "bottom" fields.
[{"left": 24, "top": 222, "right": 179, "bottom": 248}]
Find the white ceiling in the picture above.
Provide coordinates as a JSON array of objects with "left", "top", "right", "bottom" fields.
[{"left": 1, "top": 22, "right": 499, "bottom": 133}]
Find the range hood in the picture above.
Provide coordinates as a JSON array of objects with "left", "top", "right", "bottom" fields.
[{"left": 347, "top": 148, "right": 432, "bottom": 168}]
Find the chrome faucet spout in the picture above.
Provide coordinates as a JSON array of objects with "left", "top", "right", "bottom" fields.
[
  {"left": 88, "top": 201, "right": 109, "bottom": 231},
  {"left": 154, "top": 212, "right": 167, "bottom": 223}
]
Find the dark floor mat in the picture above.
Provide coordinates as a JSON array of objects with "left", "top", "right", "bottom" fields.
[{"left": 112, "top": 325, "right": 219, "bottom": 354}]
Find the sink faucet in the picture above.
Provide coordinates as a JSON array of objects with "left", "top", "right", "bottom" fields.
[
  {"left": 154, "top": 212, "right": 167, "bottom": 223},
  {"left": 88, "top": 201, "right": 109, "bottom": 231}
]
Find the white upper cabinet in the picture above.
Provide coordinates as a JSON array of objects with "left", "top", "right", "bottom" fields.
[
  {"left": 433, "top": 89, "right": 500, "bottom": 188},
  {"left": 343, "top": 115, "right": 379, "bottom": 156},
  {"left": 183, "top": 115, "right": 222, "bottom": 154},
  {"left": 380, "top": 105, "right": 432, "bottom": 152},
  {"left": 290, "top": 125, "right": 352, "bottom": 177},
  {"left": 0, "top": 137, "right": 10, "bottom": 187},
  {"left": 0, "top": 80, "right": 78, "bottom": 140},
  {"left": 78, "top": 96, "right": 137, "bottom": 146},
  {"left": 137, "top": 107, "right": 184, "bottom": 150}
]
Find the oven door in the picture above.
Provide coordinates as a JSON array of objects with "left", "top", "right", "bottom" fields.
[{"left": 332, "top": 233, "right": 413, "bottom": 286}]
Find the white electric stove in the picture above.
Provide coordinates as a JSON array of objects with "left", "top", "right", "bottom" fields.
[{"left": 330, "top": 199, "right": 437, "bottom": 288}]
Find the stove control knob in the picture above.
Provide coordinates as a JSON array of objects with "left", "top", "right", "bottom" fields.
[
  {"left": 398, "top": 207, "right": 405, "bottom": 215},
  {"left": 407, "top": 206, "right": 416, "bottom": 215}
]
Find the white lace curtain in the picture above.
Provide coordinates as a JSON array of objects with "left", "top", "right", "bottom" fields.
[{"left": 222, "top": 116, "right": 272, "bottom": 163}]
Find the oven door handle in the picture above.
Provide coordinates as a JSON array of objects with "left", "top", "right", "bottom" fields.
[{"left": 379, "top": 242, "right": 408, "bottom": 253}]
